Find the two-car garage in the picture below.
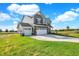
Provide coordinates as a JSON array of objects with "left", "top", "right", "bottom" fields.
[
  {"left": 18, "top": 23, "right": 48, "bottom": 35},
  {"left": 23, "top": 27, "right": 47, "bottom": 35},
  {"left": 22, "top": 27, "right": 47, "bottom": 35},
  {"left": 20, "top": 26, "right": 47, "bottom": 36}
]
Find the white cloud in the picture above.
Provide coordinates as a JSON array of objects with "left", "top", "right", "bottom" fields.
[
  {"left": 71, "top": 8, "right": 75, "bottom": 11},
  {"left": 0, "top": 12, "right": 20, "bottom": 21},
  {"left": 13, "top": 21, "right": 18, "bottom": 31},
  {"left": 7, "top": 4, "right": 20, "bottom": 12},
  {"left": 13, "top": 21, "right": 18, "bottom": 24},
  {"left": 0, "top": 12, "right": 20, "bottom": 31},
  {"left": 0, "top": 12, "right": 11, "bottom": 21},
  {"left": 53, "top": 11, "right": 79, "bottom": 23},
  {"left": 75, "top": 8, "right": 79, "bottom": 12},
  {"left": 7, "top": 4, "right": 40, "bottom": 16},
  {"left": 0, "top": 21, "right": 18, "bottom": 31},
  {"left": 71, "top": 8, "right": 79, "bottom": 12},
  {"left": 11, "top": 17, "right": 20, "bottom": 21}
]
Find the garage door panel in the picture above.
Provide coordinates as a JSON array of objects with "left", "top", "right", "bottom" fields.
[
  {"left": 36, "top": 30, "right": 47, "bottom": 35},
  {"left": 24, "top": 30, "right": 32, "bottom": 35},
  {"left": 23, "top": 27, "right": 32, "bottom": 35}
]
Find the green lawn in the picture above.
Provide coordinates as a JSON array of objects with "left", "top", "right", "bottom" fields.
[
  {"left": 0, "top": 33, "right": 79, "bottom": 56},
  {"left": 51, "top": 30, "right": 79, "bottom": 38}
]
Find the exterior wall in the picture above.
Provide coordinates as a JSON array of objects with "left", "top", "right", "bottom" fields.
[
  {"left": 45, "top": 18, "right": 51, "bottom": 25},
  {"left": 47, "top": 27, "right": 51, "bottom": 34},
  {"left": 17, "top": 25, "right": 23, "bottom": 34},
  {"left": 40, "top": 14, "right": 46, "bottom": 24},
  {"left": 33, "top": 12, "right": 47, "bottom": 25},
  {"left": 18, "top": 25, "right": 32, "bottom": 35},
  {"left": 43, "top": 18, "right": 46, "bottom": 24},
  {"left": 22, "top": 16, "right": 34, "bottom": 26},
  {"left": 33, "top": 14, "right": 43, "bottom": 24}
]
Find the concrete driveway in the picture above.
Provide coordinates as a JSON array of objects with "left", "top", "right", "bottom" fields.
[{"left": 30, "top": 34, "right": 79, "bottom": 43}]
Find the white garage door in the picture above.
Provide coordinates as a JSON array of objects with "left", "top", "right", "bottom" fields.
[
  {"left": 23, "top": 28, "right": 32, "bottom": 35},
  {"left": 36, "top": 30, "right": 47, "bottom": 35}
]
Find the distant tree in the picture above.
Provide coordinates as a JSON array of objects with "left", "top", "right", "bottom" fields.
[
  {"left": 0, "top": 29, "right": 2, "bottom": 32},
  {"left": 55, "top": 30, "right": 58, "bottom": 33},
  {"left": 5, "top": 29, "right": 8, "bottom": 32},
  {"left": 10, "top": 30, "right": 14, "bottom": 32},
  {"left": 14, "top": 31, "right": 17, "bottom": 32},
  {"left": 66, "top": 26, "right": 70, "bottom": 30}
]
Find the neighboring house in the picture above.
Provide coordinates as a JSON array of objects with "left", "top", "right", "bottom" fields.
[{"left": 17, "top": 12, "right": 52, "bottom": 35}]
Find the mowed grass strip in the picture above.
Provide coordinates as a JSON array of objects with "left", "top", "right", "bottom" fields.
[
  {"left": 52, "top": 30, "right": 79, "bottom": 38},
  {"left": 0, "top": 34, "right": 79, "bottom": 56},
  {"left": 58, "top": 31, "right": 79, "bottom": 38}
]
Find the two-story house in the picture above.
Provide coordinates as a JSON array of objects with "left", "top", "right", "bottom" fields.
[{"left": 17, "top": 12, "right": 51, "bottom": 35}]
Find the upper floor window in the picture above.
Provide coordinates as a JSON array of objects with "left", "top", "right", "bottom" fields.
[
  {"left": 36, "top": 18, "right": 41, "bottom": 24},
  {"left": 34, "top": 15, "right": 43, "bottom": 24}
]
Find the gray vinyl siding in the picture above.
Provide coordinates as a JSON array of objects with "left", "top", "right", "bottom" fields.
[{"left": 22, "top": 16, "right": 34, "bottom": 25}]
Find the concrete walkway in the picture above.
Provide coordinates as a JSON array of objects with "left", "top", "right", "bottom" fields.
[{"left": 31, "top": 34, "right": 79, "bottom": 43}]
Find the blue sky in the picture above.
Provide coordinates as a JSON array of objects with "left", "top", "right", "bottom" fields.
[{"left": 0, "top": 3, "right": 79, "bottom": 30}]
